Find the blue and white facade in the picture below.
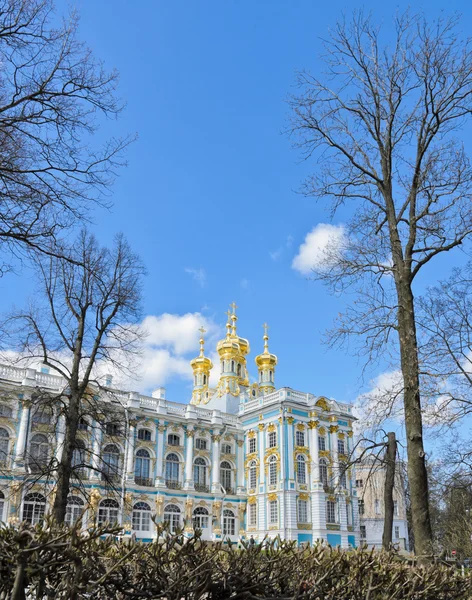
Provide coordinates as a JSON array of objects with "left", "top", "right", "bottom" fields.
[{"left": 0, "top": 307, "right": 359, "bottom": 547}]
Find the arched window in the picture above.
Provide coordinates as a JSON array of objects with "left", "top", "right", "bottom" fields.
[
  {"left": 165, "top": 453, "right": 180, "bottom": 488},
  {"left": 102, "top": 444, "right": 120, "bottom": 479},
  {"left": 98, "top": 499, "right": 119, "bottom": 525},
  {"left": 164, "top": 503, "right": 181, "bottom": 533},
  {"left": 222, "top": 509, "right": 235, "bottom": 536},
  {"left": 0, "top": 490, "right": 4, "bottom": 523},
  {"left": 65, "top": 496, "right": 84, "bottom": 527},
  {"left": 135, "top": 448, "right": 151, "bottom": 485},
  {"left": 0, "top": 428, "right": 9, "bottom": 465},
  {"left": 249, "top": 460, "right": 257, "bottom": 489},
  {"left": 193, "top": 506, "right": 209, "bottom": 529},
  {"left": 28, "top": 434, "right": 48, "bottom": 472},
  {"left": 167, "top": 434, "right": 180, "bottom": 447},
  {"left": 268, "top": 455, "right": 277, "bottom": 486},
  {"left": 237, "top": 364, "right": 242, "bottom": 377},
  {"left": 269, "top": 370, "right": 273, "bottom": 382},
  {"left": 296, "top": 455, "right": 306, "bottom": 485},
  {"left": 132, "top": 501, "right": 151, "bottom": 532},
  {"left": 252, "top": 388, "right": 256, "bottom": 397},
  {"left": 138, "top": 428, "right": 152, "bottom": 441},
  {"left": 22, "top": 493, "right": 46, "bottom": 524},
  {"left": 231, "top": 360, "right": 235, "bottom": 372},
  {"left": 268, "top": 431, "right": 277, "bottom": 448},
  {"left": 193, "top": 457, "right": 208, "bottom": 491},
  {"left": 72, "top": 440, "right": 86, "bottom": 471},
  {"left": 220, "top": 461, "right": 232, "bottom": 493},
  {"left": 319, "top": 459, "right": 328, "bottom": 487},
  {"left": 203, "top": 374, "right": 207, "bottom": 385}
]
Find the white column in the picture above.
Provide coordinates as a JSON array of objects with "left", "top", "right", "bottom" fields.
[
  {"left": 258, "top": 425, "right": 265, "bottom": 487},
  {"left": 329, "top": 424, "right": 339, "bottom": 486},
  {"left": 184, "top": 427, "right": 195, "bottom": 490},
  {"left": 155, "top": 424, "right": 166, "bottom": 488},
  {"left": 309, "top": 421, "right": 320, "bottom": 484},
  {"left": 126, "top": 421, "right": 136, "bottom": 481},
  {"left": 211, "top": 432, "right": 221, "bottom": 492},
  {"left": 90, "top": 419, "right": 102, "bottom": 479},
  {"left": 287, "top": 418, "right": 295, "bottom": 481},
  {"left": 13, "top": 398, "right": 31, "bottom": 468},
  {"left": 236, "top": 438, "right": 245, "bottom": 493},
  {"left": 55, "top": 414, "right": 66, "bottom": 464}
]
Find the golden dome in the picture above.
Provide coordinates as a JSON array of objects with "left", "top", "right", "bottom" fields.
[
  {"left": 191, "top": 327, "right": 213, "bottom": 372},
  {"left": 216, "top": 313, "right": 241, "bottom": 356},
  {"left": 255, "top": 323, "right": 278, "bottom": 369}
]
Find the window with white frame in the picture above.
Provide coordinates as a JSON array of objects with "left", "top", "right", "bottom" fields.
[
  {"left": 23, "top": 493, "right": 46, "bottom": 525},
  {"left": 296, "top": 430, "right": 305, "bottom": 447},
  {"left": 220, "top": 461, "right": 232, "bottom": 492},
  {"left": 98, "top": 499, "right": 119, "bottom": 525},
  {"left": 195, "top": 438, "right": 207, "bottom": 450},
  {"left": 248, "top": 437, "right": 256, "bottom": 454},
  {"left": 319, "top": 459, "right": 328, "bottom": 487},
  {"left": 165, "top": 453, "right": 180, "bottom": 487},
  {"left": 222, "top": 509, "right": 236, "bottom": 536},
  {"left": 346, "top": 502, "right": 352, "bottom": 526},
  {"left": 375, "top": 499, "right": 380, "bottom": 515},
  {"left": 65, "top": 496, "right": 84, "bottom": 527},
  {"left": 102, "top": 444, "right": 120, "bottom": 479},
  {"left": 193, "top": 457, "right": 208, "bottom": 489},
  {"left": 339, "top": 470, "right": 347, "bottom": 489},
  {"left": 77, "top": 418, "right": 88, "bottom": 431},
  {"left": 268, "top": 500, "right": 278, "bottom": 524},
  {"left": 326, "top": 500, "right": 337, "bottom": 524},
  {"left": 71, "top": 440, "right": 86, "bottom": 472},
  {"left": 137, "top": 428, "right": 152, "bottom": 441},
  {"left": 394, "top": 500, "right": 399, "bottom": 516},
  {"left": 360, "top": 525, "right": 366, "bottom": 539},
  {"left": 297, "top": 499, "right": 308, "bottom": 523},
  {"left": 248, "top": 502, "right": 257, "bottom": 526},
  {"left": 193, "top": 506, "right": 209, "bottom": 529},
  {"left": 318, "top": 436, "right": 326, "bottom": 451},
  {"left": 28, "top": 434, "right": 49, "bottom": 472},
  {"left": 164, "top": 504, "right": 181, "bottom": 533},
  {"left": 0, "top": 428, "right": 9, "bottom": 465},
  {"left": 221, "top": 443, "right": 232, "bottom": 454},
  {"left": 296, "top": 455, "right": 306, "bottom": 484},
  {"left": 358, "top": 499, "right": 365, "bottom": 516},
  {"left": 132, "top": 502, "right": 151, "bottom": 531},
  {"left": 167, "top": 434, "right": 180, "bottom": 447},
  {"left": 268, "top": 431, "right": 277, "bottom": 448},
  {"left": 356, "top": 479, "right": 363, "bottom": 488},
  {"left": 249, "top": 461, "right": 257, "bottom": 489},
  {"left": 268, "top": 456, "right": 277, "bottom": 486},
  {"left": 337, "top": 439, "right": 345, "bottom": 455},
  {"left": 394, "top": 526, "right": 400, "bottom": 539},
  {"left": 105, "top": 422, "right": 121, "bottom": 436}
]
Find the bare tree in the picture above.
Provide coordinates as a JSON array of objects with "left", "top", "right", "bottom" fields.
[
  {"left": 0, "top": 0, "right": 133, "bottom": 271},
  {"left": 288, "top": 11, "right": 472, "bottom": 560},
  {"left": 5, "top": 229, "right": 145, "bottom": 521}
]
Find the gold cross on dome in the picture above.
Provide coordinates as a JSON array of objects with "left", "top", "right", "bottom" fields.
[
  {"left": 199, "top": 326, "right": 206, "bottom": 337},
  {"left": 225, "top": 309, "right": 231, "bottom": 321},
  {"left": 230, "top": 301, "right": 238, "bottom": 314},
  {"left": 263, "top": 323, "right": 269, "bottom": 336}
]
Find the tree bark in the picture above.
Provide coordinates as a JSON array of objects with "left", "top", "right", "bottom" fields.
[{"left": 382, "top": 432, "right": 396, "bottom": 550}]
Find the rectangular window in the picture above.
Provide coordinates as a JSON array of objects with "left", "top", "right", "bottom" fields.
[
  {"left": 318, "top": 436, "right": 326, "bottom": 451},
  {"left": 269, "top": 500, "right": 278, "bottom": 524},
  {"left": 375, "top": 499, "right": 380, "bottom": 515},
  {"left": 393, "top": 500, "right": 399, "bottom": 516},
  {"left": 249, "top": 502, "right": 257, "bottom": 526},
  {"left": 326, "top": 500, "right": 337, "bottom": 524},
  {"left": 394, "top": 526, "right": 400, "bottom": 539},
  {"left": 360, "top": 525, "right": 366, "bottom": 539},
  {"left": 358, "top": 499, "right": 364, "bottom": 516},
  {"left": 346, "top": 502, "right": 352, "bottom": 525},
  {"left": 105, "top": 423, "right": 121, "bottom": 436},
  {"left": 249, "top": 438, "right": 256, "bottom": 454},
  {"left": 268, "top": 431, "right": 277, "bottom": 448},
  {"left": 195, "top": 438, "right": 207, "bottom": 450},
  {"left": 355, "top": 479, "right": 363, "bottom": 488},
  {"left": 337, "top": 439, "right": 345, "bottom": 455},
  {"left": 297, "top": 499, "right": 308, "bottom": 523},
  {"left": 269, "top": 460, "right": 277, "bottom": 486},
  {"left": 296, "top": 431, "right": 305, "bottom": 447}
]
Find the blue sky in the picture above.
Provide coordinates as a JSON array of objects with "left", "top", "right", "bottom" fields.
[{"left": 2, "top": 0, "right": 472, "bottom": 435}]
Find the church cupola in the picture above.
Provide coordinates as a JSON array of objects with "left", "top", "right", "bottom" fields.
[
  {"left": 255, "top": 323, "right": 277, "bottom": 395},
  {"left": 216, "top": 303, "right": 249, "bottom": 396},
  {"left": 190, "top": 327, "right": 213, "bottom": 405}
]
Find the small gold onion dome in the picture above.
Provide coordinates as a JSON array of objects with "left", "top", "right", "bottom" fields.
[
  {"left": 190, "top": 327, "right": 213, "bottom": 372},
  {"left": 217, "top": 307, "right": 242, "bottom": 357},
  {"left": 255, "top": 323, "right": 277, "bottom": 369}
]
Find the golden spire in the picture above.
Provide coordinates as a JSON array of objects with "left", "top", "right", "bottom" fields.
[
  {"left": 190, "top": 325, "right": 213, "bottom": 405},
  {"left": 255, "top": 321, "right": 277, "bottom": 395},
  {"left": 230, "top": 301, "right": 238, "bottom": 336},
  {"left": 263, "top": 322, "right": 269, "bottom": 353},
  {"left": 198, "top": 326, "right": 206, "bottom": 357}
]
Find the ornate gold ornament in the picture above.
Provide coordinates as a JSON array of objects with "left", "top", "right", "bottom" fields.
[
  {"left": 337, "top": 431, "right": 345, "bottom": 440},
  {"left": 329, "top": 425, "right": 339, "bottom": 434},
  {"left": 248, "top": 496, "right": 257, "bottom": 504},
  {"left": 155, "top": 495, "right": 164, "bottom": 517},
  {"left": 247, "top": 430, "right": 256, "bottom": 439},
  {"left": 298, "top": 492, "right": 309, "bottom": 501},
  {"left": 315, "top": 397, "right": 329, "bottom": 411},
  {"left": 267, "top": 493, "right": 277, "bottom": 501},
  {"left": 186, "top": 429, "right": 195, "bottom": 437},
  {"left": 267, "top": 423, "right": 276, "bottom": 433},
  {"left": 258, "top": 423, "right": 265, "bottom": 431},
  {"left": 296, "top": 423, "right": 305, "bottom": 431},
  {"left": 297, "top": 523, "right": 312, "bottom": 530},
  {"left": 286, "top": 417, "right": 294, "bottom": 425}
]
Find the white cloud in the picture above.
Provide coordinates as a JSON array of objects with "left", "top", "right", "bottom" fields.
[
  {"left": 185, "top": 267, "right": 206, "bottom": 287},
  {"left": 292, "top": 223, "right": 346, "bottom": 275},
  {"left": 353, "top": 370, "right": 404, "bottom": 434},
  {"left": 142, "top": 313, "right": 218, "bottom": 355}
]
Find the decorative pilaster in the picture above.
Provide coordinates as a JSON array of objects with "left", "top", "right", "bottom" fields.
[
  {"left": 184, "top": 427, "right": 195, "bottom": 490},
  {"left": 258, "top": 423, "right": 265, "bottom": 487},
  {"left": 329, "top": 420, "right": 339, "bottom": 486},
  {"left": 13, "top": 397, "right": 31, "bottom": 469},
  {"left": 286, "top": 417, "right": 295, "bottom": 481},
  {"left": 236, "top": 438, "right": 245, "bottom": 494},
  {"left": 155, "top": 424, "right": 166, "bottom": 488},
  {"left": 308, "top": 420, "right": 320, "bottom": 484},
  {"left": 126, "top": 419, "right": 137, "bottom": 481},
  {"left": 211, "top": 432, "right": 221, "bottom": 492}
]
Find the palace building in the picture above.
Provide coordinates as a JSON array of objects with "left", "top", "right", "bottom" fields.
[{"left": 0, "top": 305, "right": 359, "bottom": 547}]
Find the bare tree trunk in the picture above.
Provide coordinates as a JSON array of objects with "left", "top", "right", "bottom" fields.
[
  {"left": 382, "top": 432, "right": 396, "bottom": 550},
  {"left": 396, "top": 281, "right": 433, "bottom": 560}
]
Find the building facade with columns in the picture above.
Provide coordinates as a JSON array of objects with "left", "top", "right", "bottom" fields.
[{"left": 0, "top": 306, "right": 359, "bottom": 547}]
